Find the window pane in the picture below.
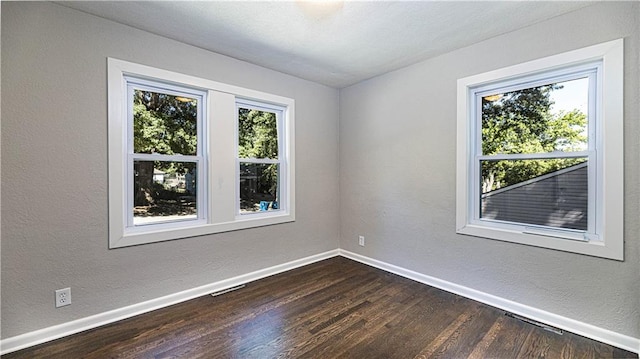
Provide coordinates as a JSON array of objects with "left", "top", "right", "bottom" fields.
[
  {"left": 481, "top": 77, "right": 589, "bottom": 155},
  {"left": 480, "top": 158, "right": 588, "bottom": 230},
  {"left": 133, "top": 160, "right": 198, "bottom": 225},
  {"left": 239, "top": 163, "right": 279, "bottom": 213},
  {"left": 133, "top": 89, "right": 198, "bottom": 156},
  {"left": 238, "top": 107, "right": 278, "bottom": 159}
]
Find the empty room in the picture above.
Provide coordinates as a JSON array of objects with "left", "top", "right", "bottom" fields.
[{"left": 1, "top": 1, "right": 639, "bottom": 358}]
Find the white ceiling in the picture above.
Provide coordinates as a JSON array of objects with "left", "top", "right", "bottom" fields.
[{"left": 58, "top": 1, "right": 593, "bottom": 88}]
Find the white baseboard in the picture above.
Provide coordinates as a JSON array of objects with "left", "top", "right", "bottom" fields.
[
  {"left": 3, "top": 248, "right": 638, "bottom": 355},
  {"left": 339, "top": 249, "right": 640, "bottom": 354},
  {"left": 0, "top": 249, "right": 340, "bottom": 355}
]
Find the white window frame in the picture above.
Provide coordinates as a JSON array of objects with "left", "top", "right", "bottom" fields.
[
  {"left": 235, "top": 99, "right": 287, "bottom": 218},
  {"left": 456, "top": 39, "right": 624, "bottom": 260},
  {"left": 108, "top": 58, "right": 295, "bottom": 248},
  {"left": 125, "top": 77, "right": 208, "bottom": 230},
  {"left": 472, "top": 66, "right": 597, "bottom": 239}
]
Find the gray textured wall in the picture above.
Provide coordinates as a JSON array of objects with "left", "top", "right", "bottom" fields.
[
  {"left": 1, "top": 2, "right": 340, "bottom": 338},
  {"left": 339, "top": 2, "right": 639, "bottom": 338},
  {"left": 2, "top": 0, "right": 639, "bottom": 344}
]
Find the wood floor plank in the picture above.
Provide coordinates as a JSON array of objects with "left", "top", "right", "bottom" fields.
[
  {"left": 261, "top": 271, "right": 417, "bottom": 358},
  {"left": 518, "top": 326, "right": 554, "bottom": 358},
  {"left": 3, "top": 257, "right": 637, "bottom": 359},
  {"left": 413, "top": 306, "right": 479, "bottom": 358},
  {"left": 425, "top": 305, "right": 502, "bottom": 358},
  {"left": 467, "top": 314, "right": 505, "bottom": 359},
  {"left": 137, "top": 262, "right": 365, "bottom": 358},
  {"left": 298, "top": 288, "right": 429, "bottom": 358},
  {"left": 153, "top": 268, "right": 385, "bottom": 358},
  {"left": 341, "top": 288, "right": 473, "bottom": 358}
]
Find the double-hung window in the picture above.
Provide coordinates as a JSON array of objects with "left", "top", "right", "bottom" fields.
[
  {"left": 126, "top": 78, "right": 207, "bottom": 228},
  {"left": 108, "top": 59, "right": 295, "bottom": 248},
  {"left": 237, "top": 100, "right": 286, "bottom": 215},
  {"left": 456, "top": 39, "right": 624, "bottom": 260}
]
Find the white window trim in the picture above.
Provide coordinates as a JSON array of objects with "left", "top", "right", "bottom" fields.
[
  {"left": 108, "top": 58, "right": 295, "bottom": 248},
  {"left": 456, "top": 39, "right": 623, "bottom": 260}
]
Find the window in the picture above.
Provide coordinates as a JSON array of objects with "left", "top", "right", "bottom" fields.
[
  {"left": 456, "top": 39, "right": 623, "bottom": 260},
  {"left": 236, "top": 100, "right": 286, "bottom": 215},
  {"left": 127, "top": 78, "right": 206, "bottom": 228},
  {"left": 108, "top": 59, "right": 295, "bottom": 248}
]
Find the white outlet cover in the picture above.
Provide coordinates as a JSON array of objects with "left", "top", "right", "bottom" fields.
[{"left": 55, "top": 288, "right": 71, "bottom": 308}]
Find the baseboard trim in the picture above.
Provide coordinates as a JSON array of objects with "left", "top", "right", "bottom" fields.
[
  {"left": 0, "top": 249, "right": 340, "bottom": 355},
  {"left": 339, "top": 249, "right": 640, "bottom": 354},
  {"left": 3, "top": 248, "right": 638, "bottom": 355}
]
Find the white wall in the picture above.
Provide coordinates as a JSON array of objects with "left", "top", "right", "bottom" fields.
[
  {"left": 1, "top": 2, "right": 340, "bottom": 338},
  {"left": 339, "top": 2, "right": 639, "bottom": 339}
]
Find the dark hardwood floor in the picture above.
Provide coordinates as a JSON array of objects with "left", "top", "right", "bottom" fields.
[{"left": 3, "top": 257, "right": 637, "bottom": 358}]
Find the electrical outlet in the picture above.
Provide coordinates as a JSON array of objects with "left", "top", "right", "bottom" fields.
[
  {"left": 358, "top": 235, "right": 365, "bottom": 246},
  {"left": 55, "top": 288, "right": 71, "bottom": 308}
]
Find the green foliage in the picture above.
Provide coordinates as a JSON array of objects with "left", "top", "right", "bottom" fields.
[
  {"left": 133, "top": 97, "right": 282, "bottom": 210},
  {"left": 481, "top": 85, "right": 588, "bottom": 193},
  {"left": 133, "top": 90, "right": 199, "bottom": 206},
  {"left": 238, "top": 108, "right": 279, "bottom": 204},
  {"left": 238, "top": 108, "right": 278, "bottom": 159},
  {"left": 133, "top": 90, "right": 198, "bottom": 156}
]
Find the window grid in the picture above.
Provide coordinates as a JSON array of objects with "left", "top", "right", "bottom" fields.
[
  {"left": 125, "top": 78, "right": 207, "bottom": 229},
  {"left": 469, "top": 69, "right": 598, "bottom": 238},
  {"left": 235, "top": 99, "right": 286, "bottom": 216}
]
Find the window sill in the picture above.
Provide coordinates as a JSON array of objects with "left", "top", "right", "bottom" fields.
[
  {"left": 110, "top": 212, "right": 295, "bottom": 248},
  {"left": 456, "top": 223, "right": 622, "bottom": 261}
]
